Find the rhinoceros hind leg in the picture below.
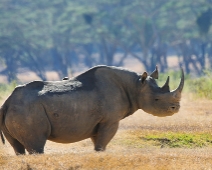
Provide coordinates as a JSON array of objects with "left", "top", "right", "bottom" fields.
[
  {"left": 91, "top": 122, "right": 119, "bottom": 151},
  {"left": 13, "top": 141, "right": 26, "bottom": 155},
  {"left": 3, "top": 131, "right": 25, "bottom": 155},
  {"left": 26, "top": 147, "right": 44, "bottom": 154},
  {"left": 25, "top": 138, "right": 46, "bottom": 154}
]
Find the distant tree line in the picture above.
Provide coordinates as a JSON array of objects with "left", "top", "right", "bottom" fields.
[{"left": 0, "top": 0, "right": 212, "bottom": 82}]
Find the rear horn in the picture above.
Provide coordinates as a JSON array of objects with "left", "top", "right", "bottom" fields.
[{"left": 161, "top": 76, "right": 170, "bottom": 92}]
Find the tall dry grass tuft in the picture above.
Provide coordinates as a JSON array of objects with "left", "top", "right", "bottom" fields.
[
  {"left": 1, "top": 150, "right": 212, "bottom": 170},
  {"left": 0, "top": 146, "right": 7, "bottom": 166}
]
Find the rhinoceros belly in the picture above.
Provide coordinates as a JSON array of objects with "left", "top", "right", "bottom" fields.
[
  {"left": 47, "top": 113, "right": 101, "bottom": 143},
  {"left": 40, "top": 88, "right": 104, "bottom": 143}
]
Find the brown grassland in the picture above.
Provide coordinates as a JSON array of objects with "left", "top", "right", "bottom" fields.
[{"left": 1, "top": 94, "right": 212, "bottom": 169}]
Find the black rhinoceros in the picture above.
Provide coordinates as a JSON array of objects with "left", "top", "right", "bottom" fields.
[{"left": 0, "top": 65, "right": 184, "bottom": 155}]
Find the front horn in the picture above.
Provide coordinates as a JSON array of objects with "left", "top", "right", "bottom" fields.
[{"left": 171, "top": 68, "right": 184, "bottom": 96}]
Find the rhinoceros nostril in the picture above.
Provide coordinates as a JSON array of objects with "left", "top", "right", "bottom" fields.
[
  {"left": 170, "top": 105, "right": 180, "bottom": 111},
  {"left": 168, "top": 106, "right": 177, "bottom": 111}
]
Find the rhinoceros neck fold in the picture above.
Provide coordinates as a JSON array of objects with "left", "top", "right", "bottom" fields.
[
  {"left": 111, "top": 69, "right": 140, "bottom": 118},
  {"left": 122, "top": 80, "right": 140, "bottom": 118},
  {"left": 93, "top": 66, "right": 140, "bottom": 118}
]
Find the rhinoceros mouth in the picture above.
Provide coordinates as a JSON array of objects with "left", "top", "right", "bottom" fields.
[
  {"left": 150, "top": 110, "right": 176, "bottom": 117},
  {"left": 153, "top": 103, "right": 180, "bottom": 112},
  {"left": 167, "top": 109, "right": 179, "bottom": 114},
  {"left": 150, "top": 103, "right": 180, "bottom": 116}
]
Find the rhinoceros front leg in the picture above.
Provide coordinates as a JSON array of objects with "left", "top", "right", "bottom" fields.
[{"left": 91, "top": 121, "right": 119, "bottom": 151}]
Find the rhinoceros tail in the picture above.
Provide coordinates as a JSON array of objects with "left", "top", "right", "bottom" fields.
[
  {"left": 1, "top": 132, "right": 5, "bottom": 144},
  {"left": 0, "top": 105, "right": 6, "bottom": 144}
]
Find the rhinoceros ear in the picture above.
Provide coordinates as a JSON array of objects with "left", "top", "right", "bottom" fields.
[
  {"left": 150, "top": 66, "right": 158, "bottom": 79},
  {"left": 140, "top": 72, "right": 148, "bottom": 83}
]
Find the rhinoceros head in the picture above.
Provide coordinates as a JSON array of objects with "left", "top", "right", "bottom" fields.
[{"left": 138, "top": 66, "right": 184, "bottom": 117}]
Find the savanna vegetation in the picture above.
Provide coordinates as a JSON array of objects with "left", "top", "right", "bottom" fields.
[
  {"left": 1, "top": 0, "right": 212, "bottom": 169},
  {"left": 1, "top": 72, "right": 212, "bottom": 169}
]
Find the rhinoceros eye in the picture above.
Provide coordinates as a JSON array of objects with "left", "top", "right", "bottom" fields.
[{"left": 155, "top": 99, "right": 159, "bottom": 101}]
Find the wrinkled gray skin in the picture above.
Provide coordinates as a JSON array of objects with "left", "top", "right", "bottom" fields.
[{"left": 0, "top": 65, "right": 184, "bottom": 155}]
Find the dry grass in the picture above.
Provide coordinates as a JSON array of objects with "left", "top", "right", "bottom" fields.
[
  {"left": 1, "top": 149, "right": 212, "bottom": 170},
  {"left": 1, "top": 94, "right": 212, "bottom": 169}
]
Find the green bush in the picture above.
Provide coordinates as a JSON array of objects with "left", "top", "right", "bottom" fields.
[
  {"left": 145, "top": 132, "right": 212, "bottom": 148},
  {"left": 187, "top": 70, "right": 212, "bottom": 99},
  {"left": 0, "top": 81, "right": 17, "bottom": 100}
]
